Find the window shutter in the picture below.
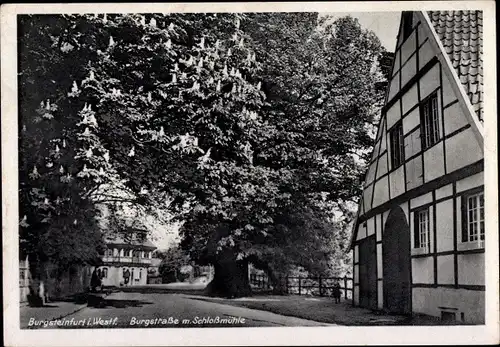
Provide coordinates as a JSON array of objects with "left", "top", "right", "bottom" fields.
[
  {"left": 414, "top": 212, "right": 420, "bottom": 248},
  {"left": 461, "top": 196, "right": 468, "bottom": 242}
]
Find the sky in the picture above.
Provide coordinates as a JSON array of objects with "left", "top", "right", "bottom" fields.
[{"left": 323, "top": 12, "right": 402, "bottom": 52}]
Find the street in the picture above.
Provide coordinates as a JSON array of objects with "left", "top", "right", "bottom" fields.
[{"left": 22, "top": 291, "right": 332, "bottom": 329}]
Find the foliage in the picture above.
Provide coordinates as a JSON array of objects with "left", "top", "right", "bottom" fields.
[
  {"left": 157, "top": 245, "right": 190, "bottom": 283},
  {"left": 179, "top": 14, "right": 385, "bottom": 278}
]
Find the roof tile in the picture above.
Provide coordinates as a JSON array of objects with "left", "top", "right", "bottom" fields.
[{"left": 428, "top": 10, "right": 484, "bottom": 122}]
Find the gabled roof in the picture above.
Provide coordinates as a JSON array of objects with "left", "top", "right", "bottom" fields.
[{"left": 428, "top": 10, "right": 483, "bottom": 122}]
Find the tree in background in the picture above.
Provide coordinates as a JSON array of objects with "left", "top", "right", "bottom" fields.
[{"left": 157, "top": 246, "right": 191, "bottom": 283}]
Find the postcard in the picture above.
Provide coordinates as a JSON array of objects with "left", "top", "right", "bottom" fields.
[{"left": 2, "top": 1, "right": 498, "bottom": 346}]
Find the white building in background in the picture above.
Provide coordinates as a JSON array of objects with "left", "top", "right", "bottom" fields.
[
  {"left": 350, "top": 11, "right": 485, "bottom": 323},
  {"left": 97, "top": 231, "right": 157, "bottom": 287}
]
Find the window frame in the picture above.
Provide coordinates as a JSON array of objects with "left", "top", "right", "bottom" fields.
[
  {"left": 420, "top": 91, "right": 440, "bottom": 150},
  {"left": 413, "top": 206, "right": 431, "bottom": 252},
  {"left": 461, "top": 190, "right": 485, "bottom": 245},
  {"left": 102, "top": 267, "right": 108, "bottom": 278},
  {"left": 389, "top": 121, "right": 405, "bottom": 169}
]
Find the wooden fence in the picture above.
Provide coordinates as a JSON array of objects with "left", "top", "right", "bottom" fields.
[{"left": 249, "top": 273, "right": 353, "bottom": 300}]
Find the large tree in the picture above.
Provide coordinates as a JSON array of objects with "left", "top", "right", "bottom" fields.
[{"left": 176, "top": 14, "right": 386, "bottom": 296}]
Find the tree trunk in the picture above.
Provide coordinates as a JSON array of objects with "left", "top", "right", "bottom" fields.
[{"left": 205, "top": 248, "right": 251, "bottom": 298}]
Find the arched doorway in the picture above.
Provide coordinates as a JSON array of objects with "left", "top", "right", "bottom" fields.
[{"left": 383, "top": 207, "right": 411, "bottom": 314}]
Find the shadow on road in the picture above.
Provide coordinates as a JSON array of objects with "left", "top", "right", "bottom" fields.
[
  {"left": 26, "top": 304, "right": 60, "bottom": 308},
  {"left": 89, "top": 298, "right": 154, "bottom": 309},
  {"left": 119, "top": 286, "right": 206, "bottom": 296}
]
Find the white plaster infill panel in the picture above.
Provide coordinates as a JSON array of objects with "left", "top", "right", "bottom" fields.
[
  {"left": 401, "top": 54, "right": 417, "bottom": 87},
  {"left": 373, "top": 176, "right": 390, "bottom": 208},
  {"left": 419, "top": 63, "right": 441, "bottom": 99},
  {"left": 400, "top": 29, "right": 417, "bottom": 64},
  {"left": 363, "top": 185, "right": 374, "bottom": 213},
  {"left": 410, "top": 192, "right": 433, "bottom": 209},
  {"left": 388, "top": 72, "right": 400, "bottom": 100},
  {"left": 366, "top": 217, "right": 375, "bottom": 237},
  {"left": 437, "top": 254, "right": 455, "bottom": 285},
  {"left": 402, "top": 107, "right": 420, "bottom": 135},
  {"left": 412, "top": 257, "right": 434, "bottom": 284},
  {"left": 375, "top": 214, "right": 382, "bottom": 242},
  {"left": 402, "top": 83, "right": 419, "bottom": 114},
  {"left": 353, "top": 285, "right": 360, "bottom": 305},
  {"left": 380, "top": 123, "right": 387, "bottom": 151},
  {"left": 443, "top": 101, "right": 469, "bottom": 136},
  {"left": 412, "top": 287, "right": 485, "bottom": 324},
  {"left": 376, "top": 243, "right": 383, "bottom": 279},
  {"left": 446, "top": 128, "right": 483, "bottom": 173},
  {"left": 356, "top": 223, "right": 367, "bottom": 241},
  {"left": 436, "top": 199, "right": 454, "bottom": 253},
  {"left": 418, "top": 40, "right": 435, "bottom": 70},
  {"left": 386, "top": 102, "right": 400, "bottom": 130},
  {"left": 423, "top": 143, "right": 445, "bottom": 182},
  {"left": 377, "top": 281, "right": 383, "bottom": 309},
  {"left": 457, "top": 253, "right": 485, "bottom": 286},
  {"left": 376, "top": 153, "right": 388, "bottom": 178},
  {"left": 456, "top": 172, "right": 484, "bottom": 193},
  {"left": 435, "top": 183, "right": 453, "bottom": 200},
  {"left": 365, "top": 160, "right": 377, "bottom": 185},
  {"left": 389, "top": 165, "right": 405, "bottom": 199}
]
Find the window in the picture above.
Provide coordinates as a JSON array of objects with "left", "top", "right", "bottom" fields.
[
  {"left": 462, "top": 192, "right": 484, "bottom": 243},
  {"left": 139, "top": 269, "right": 142, "bottom": 279},
  {"left": 414, "top": 208, "right": 430, "bottom": 251},
  {"left": 105, "top": 248, "right": 113, "bottom": 257},
  {"left": 102, "top": 268, "right": 108, "bottom": 278},
  {"left": 420, "top": 92, "right": 440, "bottom": 149},
  {"left": 390, "top": 122, "right": 405, "bottom": 168},
  {"left": 128, "top": 250, "right": 133, "bottom": 257}
]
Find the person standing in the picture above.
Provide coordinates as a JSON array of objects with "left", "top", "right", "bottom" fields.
[
  {"left": 332, "top": 280, "right": 341, "bottom": 304},
  {"left": 90, "top": 268, "right": 102, "bottom": 292}
]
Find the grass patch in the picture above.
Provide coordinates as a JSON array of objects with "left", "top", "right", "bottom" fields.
[{"left": 189, "top": 295, "right": 456, "bottom": 326}]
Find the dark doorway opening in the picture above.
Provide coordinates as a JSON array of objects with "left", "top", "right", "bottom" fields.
[
  {"left": 383, "top": 207, "right": 412, "bottom": 314},
  {"left": 358, "top": 234, "right": 378, "bottom": 310}
]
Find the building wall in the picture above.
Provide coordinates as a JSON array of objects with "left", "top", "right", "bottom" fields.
[
  {"left": 99, "top": 244, "right": 154, "bottom": 287},
  {"left": 353, "top": 12, "right": 484, "bottom": 323},
  {"left": 412, "top": 287, "right": 484, "bottom": 323},
  {"left": 99, "top": 264, "right": 149, "bottom": 287},
  {"left": 358, "top": 11, "right": 483, "bottom": 221}
]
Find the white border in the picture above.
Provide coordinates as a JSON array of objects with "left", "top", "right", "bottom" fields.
[{"left": 2, "top": 2, "right": 498, "bottom": 346}]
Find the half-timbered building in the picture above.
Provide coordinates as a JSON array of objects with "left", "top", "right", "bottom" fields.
[{"left": 350, "top": 10, "right": 484, "bottom": 323}]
